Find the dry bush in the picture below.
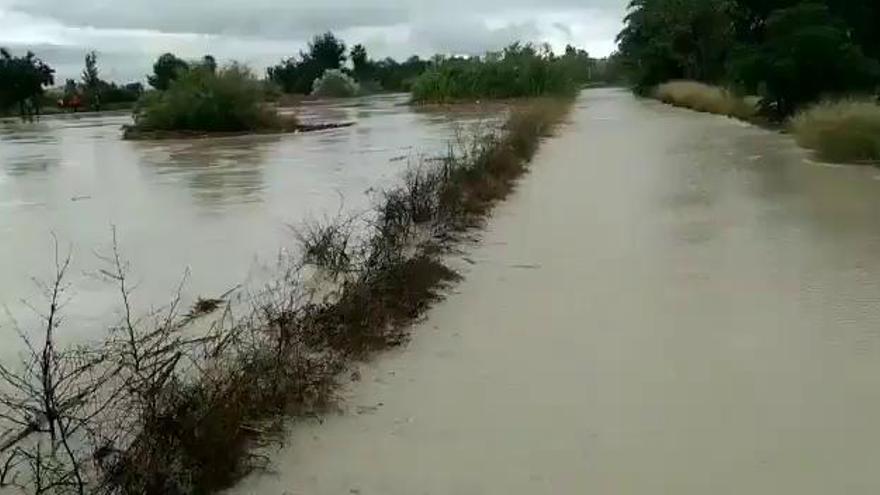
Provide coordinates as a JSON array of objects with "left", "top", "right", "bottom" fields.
[
  {"left": 0, "top": 240, "right": 109, "bottom": 495},
  {"left": 791, "top": 99, "right": 880, "bottom": 164},
  {"left": 654, "top": 80, "right": 757, "bottom": 120},
  {"left": 294, "top": 217, "right": 358, "bottom": 279}
]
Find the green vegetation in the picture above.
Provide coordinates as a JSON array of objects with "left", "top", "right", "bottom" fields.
[
  {"left": 269, "top": 34, "right": 433, "bottom": 95},
  {"left": 0, "top": 48, "right": 54, "bottom": 119},
  {"left": 148, "top": 52, "right": 191, "bottom": 90},
  {"left": 126, "top": 64, "right": 294, "bottom": 138},
  {"left": 617, "top": 0, "right": 880, "bottom": 120},
  {"left": 654, "top": 81, "right": 757, "bottom": 120},
  {"left": 268, "top": 33, "right": 603, "bottom": 98},
  {"left": 311, "top": 68, "right": 360, "bottom": 97},
  {"left": 61, "top": 51, "right": 143, "bottom": 112},
  {"left": 267, "top": 32, "right": 348, "bottom": 94},
  {"left": 410, "top": 43, "right": 589, "bottom": 103},
  {"left": 348, "top": 44, "right": 431, "bottom": 92},
  {"left": 792, "top": 99, "right": 880, "bottom": 163}
]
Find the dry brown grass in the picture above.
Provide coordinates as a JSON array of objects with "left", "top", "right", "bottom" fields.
[
  {"left": 654, "top": 81, "right": 757, "bottom": 121},
  {"left": 791, "top": 99, "right": 880, "bottom": 164}
]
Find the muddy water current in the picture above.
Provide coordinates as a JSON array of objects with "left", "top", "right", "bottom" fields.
[
  {"left": 233, "top": 88, "right": 880, "bottom": 495},
  {"left": 0, "top": 94, "right": 497, "bottom": 355}
]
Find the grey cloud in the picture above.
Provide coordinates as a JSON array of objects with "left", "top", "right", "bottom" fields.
[
  {"left": 12, "top": 0, "right": 410, "bottom": 36},
  {"left": 552, "top": 22, "right": 573, "bottom": 38},
  {"left": 11, "top": 0, "right": 626, "bottom": 38},
  {"left": 409, "top": 18, "right": 543, "bottom": 56},
  {"left": 1, "top": 0, "right": 628, "bottom": 82}
]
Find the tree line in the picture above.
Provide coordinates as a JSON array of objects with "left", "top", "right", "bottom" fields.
[
  {"left": 616, "top": 0, "right": 880, "bottom": 118},
  {"left": 0, "top": 49, "right": 145, "bottom": 117},
  {"left": 265, "top": 32, "right": 434, "bottom": 94},
  {"left": 2, "top": 30, "right": 604, "bottom": 118}
]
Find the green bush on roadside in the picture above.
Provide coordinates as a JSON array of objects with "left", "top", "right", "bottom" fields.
[
  {"left": 791, "top": 99, "right": 880, "bottom": 164},
  {"left": 411, "top": 44, "right": 579, "bottom": 103}
]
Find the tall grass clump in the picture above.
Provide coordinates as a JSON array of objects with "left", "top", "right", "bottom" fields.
[
  {"left": 411, "top": 44, "right": 578, "bottom": 103},
  {"left": 126, "top": 64, "right": 295, "bottom": 137},
  {"left": 654, "top": 80, "right": 757, "bottom": 120},
  {"left": 791, "top": 99, "right": 880, "bottom": 164},
  {"left": 0, "top": 98, "right": 572, "bottom": 495},
  {"left": 311, "top": 69, "right": 360, "bottom": 98}
]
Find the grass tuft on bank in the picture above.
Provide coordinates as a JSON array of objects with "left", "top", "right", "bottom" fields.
[
  {"left": 653, "top": 81, "right": 757, "bottom": 121},
  {"left": 791, "top": 99, "right": 880, "bottom": 164},
  {"left": 124, "top": 64, "right": 297, "bottom": 139}
]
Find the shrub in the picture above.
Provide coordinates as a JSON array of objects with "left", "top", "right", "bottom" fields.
[
  {"left": 653, "top": 80, "right": 757, "bottom": 120},
  {"left": 791, "top": 99, "right": 880, "bottom": 163},
  {"left": 410, "top": 44, "right": 579, "bottom": 103},
  {"left": 131, "top": 64, "right": 294, "bottom": 133},
  {"left": 311, "top": 69, "right": 360, "bottom": 98}
]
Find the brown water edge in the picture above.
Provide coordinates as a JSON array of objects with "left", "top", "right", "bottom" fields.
[
  {"left": 0, "top": 93, "right": 501, "bottom": 359},
  {"left": 121, "top": 121, "right": 354, "bottom": 140}
]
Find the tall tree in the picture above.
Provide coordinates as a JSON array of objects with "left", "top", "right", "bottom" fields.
[
  {"left": 268, "top": 32, "right": 348, "bottom": 94},
  {"left": 82, "top": 51, "right": 100, "bottom": 89},
  {"left": 201, "top": 55, "right": 217, "bottom": 73},
  {"left": 81, "top": 51, "right": 102, "bottom": 110},
  {"left": 616, "top": 0, "right": 736, "bottom": 91},
  {"left": 0, "top": 48, "right": 55, "bottom": 118},
  {"left": 308, "top": 32, "right": 347, "bottom": 70},
  {"left": 730, "top": 2, "right": 879, "bottom": 117},
  {"left": 350, "top": 44, "right": 371, "bottom": 81},
  {"left": 148, "top": 53, "right": 189, "bottom": 90}
]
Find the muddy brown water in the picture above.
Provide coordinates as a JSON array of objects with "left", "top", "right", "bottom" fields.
[
  {"left": 230, "top": 88, "right": 880, "bottom": 494},
  {"left": 0, "top": 94, "right": 498, "bottom": 356}
]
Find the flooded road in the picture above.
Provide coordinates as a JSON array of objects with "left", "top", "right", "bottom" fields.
[
  {"left": 232, "top": 88, "right": 880, "bottom": 494},
  {"left": 0, "top": 95, "right": 495, "bottom": 351}
]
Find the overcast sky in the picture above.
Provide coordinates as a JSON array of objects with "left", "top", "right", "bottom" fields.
[{"left": 0, "top": 0, "right": 628, "bottom": 83}]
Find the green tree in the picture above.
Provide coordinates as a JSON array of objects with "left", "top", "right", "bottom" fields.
[
  {"left": 730, "top": 2, "right": 879, "bottom": 117},
  {"left": 0, "top": 48, "right": 55, "bottom": 118},
  {"left": 148, "top": 53, "right": 190, "bottom": 90},
  {"left": 350, "top": 43, "right": 371, "bottom": 81},
  {"left": 308, "top": 32, "right": 346, "bottom": 70},
  {"left": 617, "top": 0, "right": 736, "bottom": 91},
  {"left": 82, "top": 51, "right": 100, "bottom": 89},
  {"left": 560, "top": 44, "right": 595, "bottom": 83},
  {"left": 202, "top": 55, "right": 217, "bottom": 73},
  {"left": 268, "top": 32, "right": 348, "bottom": 94},
  {"left": 82, "top": 51, "right": 102, "bottom": 110}
]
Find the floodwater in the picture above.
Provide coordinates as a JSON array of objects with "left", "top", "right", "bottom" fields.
[
  {"left": 0, "top": 94, "right": 495, "bottom": 353},
  {"left": 232, "top": 88, "right": 880, "bottom": 495}
]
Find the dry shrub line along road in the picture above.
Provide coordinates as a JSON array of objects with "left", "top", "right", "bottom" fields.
[{"left": 0, "top": 98, "right": 572, "bottom": 494}]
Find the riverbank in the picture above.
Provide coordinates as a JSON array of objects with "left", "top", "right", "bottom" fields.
[
  {"left": 121, "top": 121, "right": 353, "bottom": 140},
  {"left": 0, "top": 96, "right": 572, "bottom": 493},
  {"left": 653, "top": 81, "right": 759, "bottom": 122},
  {"left": 650, "top": 80, "right": 880, "bottom": 165},
  {"left": 231, "top": 88, "right": 880, "bottom": 495}
]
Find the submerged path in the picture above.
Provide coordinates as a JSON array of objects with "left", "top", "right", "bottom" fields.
[{"left": 233, "top": 88, "right": 880, "bottom": 494}]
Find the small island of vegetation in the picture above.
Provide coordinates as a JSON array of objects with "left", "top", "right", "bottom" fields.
[{"left": 122, "top": 63, "right": 300, "bottom": 140}]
